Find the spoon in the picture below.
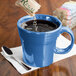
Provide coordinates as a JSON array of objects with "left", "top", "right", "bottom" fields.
[{"left": 1, "top": 46, "right": 31, "bottom": 70}]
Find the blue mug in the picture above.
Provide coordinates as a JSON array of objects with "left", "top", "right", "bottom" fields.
[{"left": 17, "top": 14, "right": 74, "bottom": 67}]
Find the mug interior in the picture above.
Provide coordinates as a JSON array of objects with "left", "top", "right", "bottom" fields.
[{"left": 17, "top": 14, "right": 62, "bottom": 33}]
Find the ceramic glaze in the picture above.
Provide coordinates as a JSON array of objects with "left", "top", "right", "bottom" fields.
[{"left": 17, "top": 14, "right": 74, "bottom": 67}]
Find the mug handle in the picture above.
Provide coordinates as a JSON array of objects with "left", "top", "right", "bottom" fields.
[{"left": 54, "top": 26, "right": 74, "bottom": 54}]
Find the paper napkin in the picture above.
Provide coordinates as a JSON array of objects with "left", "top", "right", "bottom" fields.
[{"left": 1, "top": 35, "right": 76, "bottom": 74}]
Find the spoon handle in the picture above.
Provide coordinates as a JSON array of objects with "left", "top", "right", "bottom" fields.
[
  {"left": 2, "top": 46, "right": 31, "bottom": 70},
  {"left": 12, "top": 56, "right": 31, "bottom": 70}
]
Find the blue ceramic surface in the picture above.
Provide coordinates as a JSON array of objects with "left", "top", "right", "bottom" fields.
[{"left": 17, "top": 14, "right": 74, "bottom": 67}]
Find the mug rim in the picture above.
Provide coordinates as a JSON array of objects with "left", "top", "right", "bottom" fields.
[{"left": 17, "top": 14, "right": 62, "bottom": 34}]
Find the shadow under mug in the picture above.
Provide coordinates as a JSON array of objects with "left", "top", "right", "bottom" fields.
[{"left": 17, "top": 14, "right": 74, "bottom": 67}]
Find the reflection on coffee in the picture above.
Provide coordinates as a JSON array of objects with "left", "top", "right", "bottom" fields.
[{"left": 21, "top": 20, "right": 58, "bottom": 32}]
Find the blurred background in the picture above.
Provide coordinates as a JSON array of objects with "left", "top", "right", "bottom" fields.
[{"left": 0, "top": 0, "right": 76, "bottom": 51}]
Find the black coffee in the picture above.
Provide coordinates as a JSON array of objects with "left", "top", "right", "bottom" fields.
[{"left": 22, "top": 20, "right": 58, "bottom": 32}]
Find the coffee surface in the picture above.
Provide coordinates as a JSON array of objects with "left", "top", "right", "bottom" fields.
[{"left": 21, "top": 20, "right": 58, "bottom": 32}]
